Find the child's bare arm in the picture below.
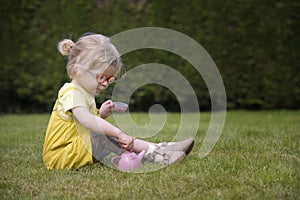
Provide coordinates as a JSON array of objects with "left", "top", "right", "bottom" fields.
[{"left": 72, "top": 106, "right": 133, "bottom": 150}]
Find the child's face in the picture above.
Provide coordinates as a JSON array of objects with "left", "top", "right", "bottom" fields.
[{"left": 77, "top": 65, "right": 119, "bottom": 95}]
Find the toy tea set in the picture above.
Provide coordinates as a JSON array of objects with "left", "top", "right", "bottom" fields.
[
  {"left": 111, "top": 102, "right": 145, "bottom": 171},
  {"left": 111, "top": 150, "right": 145, "bottom": 171}
]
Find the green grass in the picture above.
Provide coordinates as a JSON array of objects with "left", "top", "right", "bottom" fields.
[{"left": 0, "top": 111, "right": 299, "bottom": 199}]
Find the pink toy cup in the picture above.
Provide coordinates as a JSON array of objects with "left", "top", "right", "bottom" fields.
[
  {"left": 113, "top": 102, "right": 128, "bottom": 112},
  {"left": 111, "top": 150, "right": 145, "bottom": 171}
]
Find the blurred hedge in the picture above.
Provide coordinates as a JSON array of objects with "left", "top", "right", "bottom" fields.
[{"left": 0, "top": 0, "right": 299, "bottom": 113}]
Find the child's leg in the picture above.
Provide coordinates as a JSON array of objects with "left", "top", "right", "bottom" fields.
[
  {"left": 132, "top": 139, "right": 155, "bottom": 153},
  {"left": 91, "top": 132, "right": 194, "bottom": 166},
  {"left": 90, "top": 132, "right": 124, "bottom": 163},
  {"left": 94, "top": 135, "right": 187, "bottom": 167},
  {"left": 133, "top": 137, "right": 194, "bottom": 155}
]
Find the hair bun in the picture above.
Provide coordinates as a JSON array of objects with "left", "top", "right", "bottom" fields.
[{"left": 57, "top": 39, "right": 75, "bottom": 56}]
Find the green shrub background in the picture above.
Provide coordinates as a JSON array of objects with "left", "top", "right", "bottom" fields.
[{"left": 1, "top": 0, "right": 299, "bottom": 113}]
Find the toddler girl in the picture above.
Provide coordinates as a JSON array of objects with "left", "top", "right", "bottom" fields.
[{"left": 43, "top": 32, "right": 194, "bottom": 170}]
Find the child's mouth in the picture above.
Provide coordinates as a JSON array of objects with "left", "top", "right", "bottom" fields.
[{"left": 97, "top": 85, "right": 107, "bottom": 92}]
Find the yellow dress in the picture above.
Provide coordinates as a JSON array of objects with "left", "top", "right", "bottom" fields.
[{"left": 43, "top": 83, "right": 97, "bottom": 170}]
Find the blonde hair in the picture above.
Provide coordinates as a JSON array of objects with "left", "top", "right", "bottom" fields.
[{"left": 57, "top": 33, "right": 121, "bottom": 79}]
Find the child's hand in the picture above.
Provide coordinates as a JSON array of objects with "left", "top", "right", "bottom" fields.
[
  {"left": 118, "top": 133, "right": 134, "bottom": 151},
  {"left": 99, "top": 100, "right": 114, "bottom": 119}
]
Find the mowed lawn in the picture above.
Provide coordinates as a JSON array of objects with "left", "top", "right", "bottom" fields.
[{"left": 0, "top": 111, "right": 299, "bottom": 199}]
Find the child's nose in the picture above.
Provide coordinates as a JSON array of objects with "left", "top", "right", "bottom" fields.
[{"left": 102, "top": 80, "right": 109, "bottom": 86}]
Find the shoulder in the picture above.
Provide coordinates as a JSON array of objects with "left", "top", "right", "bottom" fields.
[
  {"left": 58, "top": 83, "right": 96, "bottom": 112},
  {"left": 58, "top": 83, "right": 89, "bottom": 99}
]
